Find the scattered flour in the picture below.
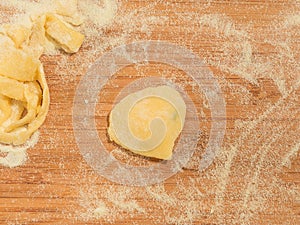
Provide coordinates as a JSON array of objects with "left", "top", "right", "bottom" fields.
[
  {"left": 78, "top": 0, "right": 118, "bottom": 27},
  {"left": 0, "top": 131, "right": 39, "bottom": 168},
  {"left": 0, "top": 1, "right": 299, "bottom": 225}
]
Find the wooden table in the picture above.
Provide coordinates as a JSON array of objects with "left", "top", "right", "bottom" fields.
[{"left": 1, "top": 1, "right": 299, "bottom": 224}]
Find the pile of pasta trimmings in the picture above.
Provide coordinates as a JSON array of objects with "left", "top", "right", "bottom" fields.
[
  {"left": 108, "top": 86, "right": 186, "bottom": 160},
  {"left": 0, "top": 0, "right": 186, "bottom": 161},
  {"left": 0, "top": 0, "right": 84, "bottom": 145}
]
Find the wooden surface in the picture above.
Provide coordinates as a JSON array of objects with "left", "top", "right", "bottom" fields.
[{"left": 1, "top": 1, "right": 299, "bottom": 224}]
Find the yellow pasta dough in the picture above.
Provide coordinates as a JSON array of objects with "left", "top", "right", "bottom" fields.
[
  {"left": 0, "top": 37, "right": 39, "bottom": 82},
  {"left": 0, "top": 64, "right": 49, "bottom": 145},
  {"left": 0, "top": 0, "right": 84, "bottom": 146},
  {"left": 3, "top": 24, "right": 30, "bottom": 49},
  {"left": 108, "top": 86, "right": 186, "bottom": 160},
  {"left": 45, "top": 14, "right": 85, "bottom": 53},
  {"left": 0, "top": 95, "right": 11, "bottom": 126},
  {"left": 24, "top": 15, "right": 56, "bottom": 58},
  {"left": 53, "top": 0, "right": 84, "bottom": 26}
]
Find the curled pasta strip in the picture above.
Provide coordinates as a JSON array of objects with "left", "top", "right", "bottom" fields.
[
  {"left": 0, "top": 95, "right": 12, "bottom": 126},
  {"left": 0, "top": 64, "right": 49, "bottom": 145},
  {"left": 108, "top": 86, "right": 186, "bottom": 159}
]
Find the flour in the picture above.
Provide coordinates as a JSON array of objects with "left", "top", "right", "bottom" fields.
[
  {"left": 73, "top": 2, "right": 299, "bottom": 223},
  {"left": 0, "top": 0, "right": 299, "bottom": 224},
  {"left": 281, "top": 142, "right": 300, "bottom": 168},
  {"left": 0, "top": 131, "right": 39, "bottom": 168},
  {"left": 78, "top": 0, "right": 118, "bottom": 27},
  {"left": 284, "top": 14, "right": 300, "bottom": 27},
  {"left": 0, "top": 0, "right": 54, "bottom": 27},
  {"left": 93, "top": 202, "right": 108, "bottom": 218}
]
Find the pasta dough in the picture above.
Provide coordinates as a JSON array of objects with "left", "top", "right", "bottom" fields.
[
  {"left": 0, "top": 37, "right": 39, "bottom": 82},
  {"left": 0, "top": 0, "right": 84, "bottom": 146},
  {"left": 108, "top": 86, "right": 186, "bottom": 160},
  {"left": 45, "top": 14, "right": 85, "bottom": 53}
]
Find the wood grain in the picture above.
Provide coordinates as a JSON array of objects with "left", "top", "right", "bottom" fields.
[{"left": 0, "top": 1, "right": 299, "bottom": 224}]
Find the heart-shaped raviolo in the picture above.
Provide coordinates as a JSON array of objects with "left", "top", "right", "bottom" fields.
[{"left": 108, "top": 86, "right": 186, "bottom": 160}]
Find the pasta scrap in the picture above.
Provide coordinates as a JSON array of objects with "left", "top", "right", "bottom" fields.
[{"left": 45, "top": 14, "right": 85, "bottom": 53}]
